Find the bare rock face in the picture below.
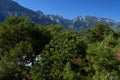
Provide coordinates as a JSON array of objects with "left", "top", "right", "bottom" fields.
[
  {"left": 0, "top": 0, "right": 120, "bottom": 30},
  {"left": 0, "top": 0, "right": 55, "bottom": 25}
]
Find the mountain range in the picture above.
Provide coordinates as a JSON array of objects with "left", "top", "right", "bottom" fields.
[{"left": 0, "top": 0, "right": 120, "bottom": 30}]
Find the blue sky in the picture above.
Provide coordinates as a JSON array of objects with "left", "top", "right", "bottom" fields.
[{"left": 13, "top": 0, "right": 120, "bottom": 21}]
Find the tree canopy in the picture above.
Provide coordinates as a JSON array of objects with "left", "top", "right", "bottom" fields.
[{"left": 0, "top": 17, "right": 120, "bottom": 80}]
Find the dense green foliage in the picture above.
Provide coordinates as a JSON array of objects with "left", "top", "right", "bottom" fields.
[
  {"left": 0, "top": 17, "right": 62, "bottom": 80},
  {"left": 31, "top": 32, "right": 87, "bottom": 80},
  {"left": 0, "top": 17, "right": 120, "bottom": 80}
]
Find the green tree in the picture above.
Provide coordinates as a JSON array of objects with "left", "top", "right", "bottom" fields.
[
  {"left": 80, "top": 24, "right": 115, "bottom": 43},
  {"left": 46, "top": 24, "right": 63, "bottom": 36},
  {"left": 86, "top": 38, "right": 120, "bottom": 80},
  {"left": 0, "top": 17, "right": 52, "bottom": 80},
  {"left": 31, "top": 31, "right": 88, "bottom": 80}
]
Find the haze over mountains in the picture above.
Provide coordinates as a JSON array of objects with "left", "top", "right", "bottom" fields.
[{"left": 0, "top": 0, "right": 120, "bottom": 30}]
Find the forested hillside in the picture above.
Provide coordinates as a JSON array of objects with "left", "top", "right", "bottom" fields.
[{"left": 0, "top": 17, "right": 120, "bottom": 80}]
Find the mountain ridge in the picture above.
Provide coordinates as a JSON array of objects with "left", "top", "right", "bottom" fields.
[{"left": 0, "top": 0, "right": 120, "bottom": 30}]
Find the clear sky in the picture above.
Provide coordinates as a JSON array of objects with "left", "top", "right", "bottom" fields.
[{"left": 13, "top": 0, "right": 120, "bottom": 21}]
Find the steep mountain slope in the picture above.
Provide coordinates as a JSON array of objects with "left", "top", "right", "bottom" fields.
[
  {"left": 0, "top": 0, "right": 120, "bottom": 30},
  {"left": 71, "top": 16, "right": 120, "bottom": 30},
  {"left": 0, "top": 0, "right": 55, "bottom": 25}
]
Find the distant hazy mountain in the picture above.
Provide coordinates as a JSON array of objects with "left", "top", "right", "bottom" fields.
[{"left": 0, "top": 0, "right": 120, "bottom": 30}]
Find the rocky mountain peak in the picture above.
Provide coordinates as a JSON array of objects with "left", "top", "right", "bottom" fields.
[
  {"left": 73, "top": 16, "right": 83, "bottom": 23},
  {"left": 36, "top": 10, "right": 45, "bottom": 17},
  {"left": 0, "top": 0, "right": 120, "bottom": 30}
]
